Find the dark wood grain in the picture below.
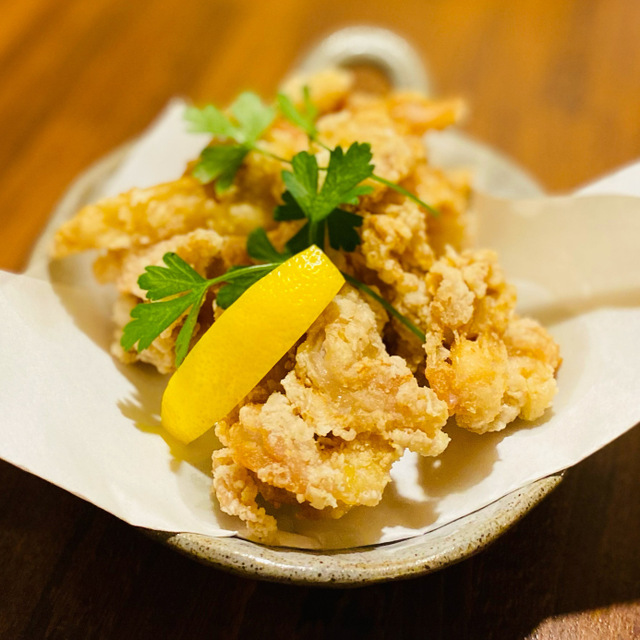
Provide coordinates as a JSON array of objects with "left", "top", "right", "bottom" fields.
[{"left": 1, "top": 1, "right": 640, "bottom": 638}]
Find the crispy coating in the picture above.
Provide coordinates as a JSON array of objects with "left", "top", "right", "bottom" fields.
[
  {"left": 280, "top": 67, "right": 353, "bottom": 114},
  {"left": 211, "top": 449, "right": 279, "bottom": 542},
  {"left": 281, "top": 287, "right": 449, "bottom": 455},
  {"left": 355, "top": 227, "right": 559, "bottom": 435},
  {"left": 416, "top": 164, "right": 473, "bottom": 256},
  {"left": 503, "top": 317, "right": 561, "bottom": 421},
  {"left": 212, "top": 287, "right": 449, "bottom": 540},
  {"left": 317, "top": 97, "right": 426, "bottom": 189},
  {"left": 386, "top": 93, "right": 467, "bottom": 135},
  {"left": 52, "top": 174, "right": 277, "bottom": 259},
  {"left": 353, "top": 174, "right": 469, "bottom": 372},
  {"left": 423, "top": 248, "right": 560, "bottom": 433}
]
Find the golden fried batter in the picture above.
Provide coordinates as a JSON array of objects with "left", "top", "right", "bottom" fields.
[
  {"left": 211, "top": 449, "right": 279, "bottom": 542},
  {"left": 280, "top": 67, "right": 354, "bottom": 115},
  {"left": 423, "top": 248, "right": 559, "bottom": 433},
  {"left": 52, "top": 173, "right": 277, "bottom": 259},
  {"left": 282, "top": 287, "right": 449, "bottom": 455},
  {"left": 212, "top": 287, "right": 448, "bottom": 541}
]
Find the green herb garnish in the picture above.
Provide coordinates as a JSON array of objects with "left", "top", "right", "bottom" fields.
[
  {"left": 276, "top": 89, "right": 439, "bottom": 217},
  {"left": 275, "top": 143, "right": 373, "bottom": 250},
  {"left": 185, "top": 92, "right": 275, "bottom": 193},
  {"left": 277, "top": 87, "right": 318, "bottom": 139},
  {"left": 123, "top": 87, "right": 437, "bottom": 365},
  {"left": 121, "top": 252, "right": 277, "bottom": 366}
]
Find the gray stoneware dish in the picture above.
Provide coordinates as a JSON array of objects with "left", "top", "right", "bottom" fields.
[{"left": 32, "top": 27, "right": 563, "bottom": 586}]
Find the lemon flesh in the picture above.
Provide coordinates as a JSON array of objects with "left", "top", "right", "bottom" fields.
[{"left": 161, "top": 245, "right": 344, "bottom": 443}]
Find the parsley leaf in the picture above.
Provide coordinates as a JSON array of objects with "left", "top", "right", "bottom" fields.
[
  {"left": 321, "top": 143, "right": 375, "bottom": 209},
  {"left": 137, "top": 252, "right": 207, "bottom": 300},
  {"left": 216, "top": 264, "right": 277, "bottom": 309},
  {"left": 280, "top": 143, "right": 374, "bottom": 224},
  {"left": 277, "top": 86, "right": 318, "bottom": 138},
  {"left": 230, "top": 92, "right": 275, "bottom": 143},
  {"left": 186, "top": 92, "right": 274, "bottom": 142},
  {"left": 191, "top": 146, "right": 249, "bottom": 191},
  {"left": 184, "top": 105, "right": 237, "bottom": 138},
  {"left": 187, "top": 92, "right": 275, "bottom": 193},
  {"left": 274, "top": 191, "right": 305, "bottom": 221},
  {"left": 246, "top": 228, "right": 290, "bottom": 263},
  {"left": 327, "top": 209, "right": 363, "bottom": 252},
  {"left": 122, "top": 293, "right": 198, "bottom": 356},
  {"left": 281, "top": 151, "right": 319, "bottom": 217},
  {"left": 121, "top": 253, "right": 212, "bottom": 366},
  {"left": 277, "top": 206, "right": 364, "bottom": 253},
  {"left": 276, "top": 143, "right": 373, "bottom": 250},
  {"left": 174, "top": 288, "right": 208, "bottom": 365}
]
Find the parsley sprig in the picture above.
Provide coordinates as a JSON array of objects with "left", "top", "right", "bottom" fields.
[
  {"left": 277, "top": 87, "right": 318, "bottom": 139},
  {"left": 187, "top": 90, "right": 439, "bottom": 216},
  {"left": 122, "top": 88, "right": 435, "bottom": 366},
  {"left": 185, "top": 92, "right": 276, "bottom": 193},
  {"left": 276, "top": 92, "right": 439, "bottom": 217},
  {"left": 275, "top": 143, "right": 373, "bottom": 251}
]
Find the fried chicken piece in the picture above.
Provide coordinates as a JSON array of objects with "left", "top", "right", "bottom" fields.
[
  {"left": 503, "top": 316, "right": 561, "bottom": 421},
  {"left": 211, "top": 450, "right": 278, "bottom": 542},
  {"left": 110, "top": 228, "right": 247, "bottom": 374},
  {"left": 348, "top": 199, "right": 433, "bottom": 373},
  {"left": 353, "top": 159, "right": 471, "bottom": 308},
  {"left": 211, "top": 287, "right": 450, "bottom": 541},
  {"left": 415, "top": 164, "right": 473, "bottom": 256},
  {"left": 215, "top": 403, "right": 401, "bottom": 541},
  {"left": 361, "top": 201, "right": 436, "bottom": 284},
  {"left": 280, "top": 67, "right": 354, "bottom": 114},
  {"left": 353, "top": 167, "right": 470, "bottom": 372},
  {"left": 387, "top": 93, "right": 467, "bottom": 136},
  {"left": 358, "top": 212, "right": 559, "bottom": 434},
  {"left": 51, "top": 173, "right": 276, "bottom": 259},
  {"left": 359, "top": 200, "right": 434, "bottom": 317},
  {"left": 317, "top": 97, "right": 426, "bottom": 190},
  {"left": 315, "top": 91, "right": 469, "bottom": 212},
  {"left": 423, "top": 247, "right": 560, "bottom": 433},
  {"left": 281, "top": 287, "right": 449, "bottom": 455}
]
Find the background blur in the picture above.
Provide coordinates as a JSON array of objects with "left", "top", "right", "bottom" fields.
[{"left": 2, "top": 0, "right": 640, "bottom": 271}]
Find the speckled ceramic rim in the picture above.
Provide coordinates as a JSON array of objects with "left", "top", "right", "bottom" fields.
[
  {"left": 32, "top": 28, "right": 564, "bottom": 586},
  {"left": 149, "top": 474, "right": 563, "bottom": 586}
]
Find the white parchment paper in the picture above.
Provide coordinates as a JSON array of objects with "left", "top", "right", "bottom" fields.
[{"left": 2, "top": 102, "right": 640, "bottom": 549}]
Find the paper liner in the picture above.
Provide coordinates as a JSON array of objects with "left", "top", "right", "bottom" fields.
[{"left": 1, "top": 101, "right": 639, "bottom": 549}]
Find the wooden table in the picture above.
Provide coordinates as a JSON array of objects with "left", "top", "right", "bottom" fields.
[{"left": 2, "top": 1, "right": 639, "bottom": 637}]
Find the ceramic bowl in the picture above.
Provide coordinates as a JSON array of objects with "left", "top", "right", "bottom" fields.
[{"left": 32, "top": 27, "right": 563, "bottom": 585}]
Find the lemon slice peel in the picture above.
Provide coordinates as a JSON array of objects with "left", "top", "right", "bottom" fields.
[{"left": 161, "top": 245, "right": 344, "bottom": 443}]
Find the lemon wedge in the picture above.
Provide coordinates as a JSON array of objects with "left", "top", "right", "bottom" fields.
[{"left": 161, "top": 245, "right": 344, "bottom": 443}]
